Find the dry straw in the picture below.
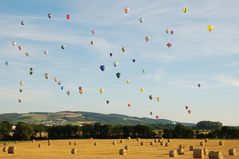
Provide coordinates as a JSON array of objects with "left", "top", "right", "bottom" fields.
[
  {"left": 169, "top": 150, "right": 177, "bottom": 157},
  {"left": 8, "top": 146, "right": 16, "bottom": 154},
  {"left": 208, "top": 151, "right": 223, "bottom": 159},
  {"left": 119, "top": 149, "right": 126, "bottom": 155},
  {"left": 193, "top": 149, "right": 204, "bottom": 159},
  {"left": 228, "top": 148, "right": 237, "bottom": 156}
]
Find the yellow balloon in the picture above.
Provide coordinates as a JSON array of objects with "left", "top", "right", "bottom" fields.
[
  {"left": 99, "top": 88, "right": 104, "bottom": 94},
  {"left": 140, "top": 88, "right": 144, "bottom": 93},
  {"left": 126, "top": 80, "right": 131, "bottom": 84},
  {"left": 182, "top": 7, "right": 188, "bottom": 13},
  {"left": 208, "top": 25, "right": 214, "bottom": 32},
  {"left": 156, "top": 96, "right": 160, "bottom": 102}
]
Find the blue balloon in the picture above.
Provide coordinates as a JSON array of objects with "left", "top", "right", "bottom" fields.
[{"left": 116, "top": 72, "right": 121, "bottom": 79}]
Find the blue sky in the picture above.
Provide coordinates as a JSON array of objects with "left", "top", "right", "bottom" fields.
[{"left": 0, "top": 0, "right": 239, "bottom": 125}]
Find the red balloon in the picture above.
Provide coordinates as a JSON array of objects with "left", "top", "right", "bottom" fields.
[
  {"left": 66, "top": 14, "right": 71, "bottom": 20},
  {"left": 128, "top": 103, "right": 131, "bottom": 107}
]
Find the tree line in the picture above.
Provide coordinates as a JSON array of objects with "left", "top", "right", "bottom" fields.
[{"left": 0, "top": 120, "right": 239, "bottom": 140}]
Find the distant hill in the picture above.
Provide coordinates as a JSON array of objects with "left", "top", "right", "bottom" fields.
[{"left": 0, "top": 111, "right": 195, "bottom": 126}]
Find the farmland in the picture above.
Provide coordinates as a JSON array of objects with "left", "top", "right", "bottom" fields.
[{"left": 1, "top": 139, "right": 239, "bottom": 159}]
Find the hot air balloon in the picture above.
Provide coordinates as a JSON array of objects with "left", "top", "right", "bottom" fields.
[
  {"left": 165, "top": 29, "right": 169, "bottom": 34},
  {"left": 155, "top": 115, "right": 159, "bottom": 119},
  {"left": 91, "top": 30, "right": 96, "bottom": 35},
  {"left": 113, "top": 61, "right": 118, "bottom": 67},
  {"left": 185, "top": 106, "right": 188, "bottom": 109},
  {"left": 12, "top": 41, "right": 17, "bottom": 46},
  {"left": 121, "top": 47, "right": 126, "bottom": 53},
  {"left": 44, "top": 73, "right": 49, "bottom": 79},
  {"left": 126, "top": 80, "right": 131, "bottom": 84},
  {"left": 29, "top": 68, "right": 33, "bottom": 75},
  {"left": 66, "top": 14, "right": 71, "bottom": 20},
  {"left": 5, "top": 61, "right": 8, "bottom": 66},
  {"left": 142, "top": 69, "right": 146, "bottom": 74},
  {"left": 139, "top": 17, "right": 144, "bottom": 23},
  {"left": 150, "top": 112, "right": 153, "bottom": 115},
  {"left": 99, "top": 88, "right": 104, "bottom": 94},
  {"left": 61, "top": 86, "right": 64, "bottom": 90},
  {"left": 18, "top": 45, "right": 22, "bottom": 51},
  {"left": 100, "top": 65, "right": 105, "bottom": 72},
  {"left": 145, "top": 36, "right": 150, "bottom": 42},
  {"left": 149, "top": 95, "right": 153, "bottom": 100},
  {"left": 66, "top": 91, "right": 70, "bottom": 96},
  {"left": 19, "top": 81, "right": 24, "bottom": 86},
  {"left": 109, "top": 53, "right": 113, "bottom": 57},
  {"left": 79, "top": 86, "right": 84, "bottom": 94},
  {"left": 57, "top": 81, "right": 61, "bottom": 85},
  {"left": 106, "top": 100, "right": 109, "bottom": 104},
  {"left": 156, "top": 96, "right": 160, "bottom": 102},
  {"left": 61, "top": 44, "right": 66, "bottom": 50},
  {"left": 21, "top": 21, "right": 25, "bottom": 26},
  {"left": 188, "top": 109, "right": 191, "bottom": 114},
  {"left": 167, "top": 43, "right": 172, "bottom": 48},
  {"left": 25, "top": 52, "right": 30, "bottom": 56},
  {"left": 19, "top": 89, "right": 23, "bottom": 93},
  {"left": 18, "top": 98, "right": 22, "bottom": 103},
  {"left": 140, "top": 88, "right": 144, "bottom": 93},
  {"left": 182, "top": 7, "right": 188, "bottom": 13},
  {"left": 208, "top": 25, "right": 214, "bottom": 32},
  {"left": 54, "top": 77, "right": 58, "bottom": 82},
  {"left": 44, "top": 50, "right": 48, "bottom": 55},
  {"left": 170, "top": 30, "right": 174, "bottom": 35},
  {"left": 116, "top": 72, "right": 121, "bottom": 79},
  {"left": 128, "top": 103, "right": 131, "bottom": 107},
  {"left": 90, "top": 40, "right": 95, "bottom": 45},
  {"left": 198, "top": 83, "right": 201, "bottom": 88},
  {"left": 124, "top": 7, "right": 130, "bottom": 14},
  {"left": 132, "top": 59, "right": 136, "bottom": 63},
  {"left": 48, "top": 13, "right": 52, "bottom": 19}
]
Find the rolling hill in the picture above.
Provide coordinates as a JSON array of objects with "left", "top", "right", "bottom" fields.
[{"left": 0, "top": 111, "right": 195, "bottom": 126}]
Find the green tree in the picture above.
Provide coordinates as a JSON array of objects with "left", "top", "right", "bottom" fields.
[{"left": 14, "top": 122, "right": 34, "bottom": 140}]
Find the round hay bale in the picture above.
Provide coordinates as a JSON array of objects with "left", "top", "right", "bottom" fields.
[
  {"left": 169, "top": 150, "right": 177, "bottom": 157},
  {"left": 8, "top": 146, "right": 16, "bottom": 154},
  {"left": 112, "top": 141, "right": 116, "bottom": 145},
  {"left": 124, "top": 145, "right": 129, "bottom": 150},
  {"left": 160, "top": 141, "right": 165, "bottom": 146},
  {"left": 219, "top": 141, "right": 223, "bottom": 146},
  {"left": 154, "top": 138, "right": 158, "bottom": 143},
  {"left": 74, "top": 142, "right": 77, "bottom": 146},
  {"left": 137, "top": 138, "right": 140, "bottom": 141},
  {"left": 32, "top": 140, "right": 35, "bottom": 143},
  {"left": 168, "top": 139, "right": 172, "bottom": 143},
  {"left": 228, "top": 148, "right": 237, "bottom": 156},
  {"left": 140, "top": 141, "right": 144, "bottom": 146},
  {"left": 193, "top": 149, "right": 204, "bottom": 158},
  {"left": 71, "top": 148, "right": 78, "bottom": 154},
  {"left": 119, "top": 149, "right": 126, "bottom": 155},
  {"left": 3, "top": 142, "right": 7, "bottom": 146},
  {"left": 38, "top": 144, "right": 42, "bottom": 148},
  {"left": 48, "top": 142, "right": 51, "bottom": 146},
  {"left": 177, "top": 148, "right": 184, "bottom": 155},
  {"left": 179, "top": 144, "right": 185, "bottom": 149},
  {"left": 205, "top": 138, "right": 209, "bottom": 143},
  {"left": 3, "top": 146, "right": 8, "bottom": 152},
  {"left": 200, "top": 141, "right": 205, "bottom": 146},
  {"left": 165, "top": 142, "right": 170, "bottom": 147},
  {"left": 120, "top": 139, "right": 124, "bottom": 143},
  {"left": 208, "top": 151, "right": 223, "bottom": 159},
  {"left": 127, "top": 137, "right": 131, "bottom": 140},
  {"left": 150, "top": 141, "right": 155, "bottom": 146},
  {"left": 204, "top": 148, "right": 209, "bottom": 156},
  {"left": 69, "top": 141, "right": 72, "bottom": 146},
  {"left": 189, "top": 145, "right": 194, "bottom": 151},
  {"left": 94, "top": 142, "right": 97, "bottom": 146}
]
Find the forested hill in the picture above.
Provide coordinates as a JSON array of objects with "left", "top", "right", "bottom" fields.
[{"left": 0, "top": 111, "right": 195, "bottom": 126}]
